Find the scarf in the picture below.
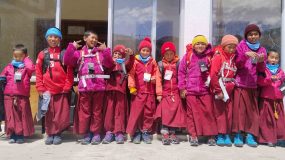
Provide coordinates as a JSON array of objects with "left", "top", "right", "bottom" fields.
[
  {"left": 246, "top": 40, "right": 260, "bottom": 51},
  {"left": 266, "top": 63, "right": 279, "bottom": 75},
  {"left": 11, "top": 60, "right": 25, "bottom": 68},
  {"left": 139, "top": 54, "right": 151, "bottom": 64}
]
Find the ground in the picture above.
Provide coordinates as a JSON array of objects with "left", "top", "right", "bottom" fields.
[{"left": 0, "top": 131, "right": 284, "bottom": 160}]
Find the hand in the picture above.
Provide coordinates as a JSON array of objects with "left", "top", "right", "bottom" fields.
[
  {"left": 38, "top": 92, "right": 43, "bottom": 97},
  {"left": 98, "top": 42, "right": 107, "bottom": 51},
  {"left": 132, "top": 91, "right": 137, "bottom": 95},
  {"left": 73, "top": 40, "right": 82, "bottom": 49},
  {"left": 180, "top": 89, "right": 186, "bottom": 99},
  {"left": 151, "top": 78, "right": 156, "bottom": 84},
  {"left": 157, "top": 95, "right": 162, "bottom": 102},
  {"left": 271, "top": 75, "right": 279, "bottom": 81},
  {"left": 216, "top": 92, "right": 224, "bottom": 100},
  {"left": 257, "top": 54, "right": 265, "bottom": 63},
  {"left": 245, "top": 51, "right": 257, "bottom": 58},
  {"left": 125, "top": 48, "right": 134, "bottom": 55}
]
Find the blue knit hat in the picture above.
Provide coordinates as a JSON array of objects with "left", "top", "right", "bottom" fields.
[{"left": 45, "top": 27, "right": 62, "bottom": 39}]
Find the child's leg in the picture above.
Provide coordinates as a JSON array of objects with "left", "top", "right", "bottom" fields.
[
  {"left": 276, "top": 101, "right": 285, "bottom": 141},
  {"left": 102, "top": 91, "right": 115, "bottom": 144},
  {"left": 161, "top": 125, "right": 171, "bottom": 145},
  {"left": 185, "top": 95, "right": 199, "bottom": 146}
]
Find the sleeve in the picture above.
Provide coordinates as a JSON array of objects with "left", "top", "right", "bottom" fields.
[
  {"left": 128, "top": 61, "right": 137, "bottom": 91},
  {"left": 0, "top": 66, "right": 8, "bottom": 76},
  {"left": 235, "top": 44, "right": 248, "bottom": 69},
  {"left": 153, "top": 61, "right": 162, "bottom": 96},
  {"left": 126, "top": 54, "right": 135, "bottom": 72},
  {"left": 210, "top": 55, "right": 222, "bottom": 94},
  {"left": 24, "top": 57, "right": 35, "bottom": 77},
  {"left": 178, "top": 54, "right": 187, "bottom": 90},
  {"left": 102, "top": 48, "right": 115, "bottom": 69},
  {"left": 257, "top": 48, "right": 267, "bottom": 72},
  {"left": 35, "top": 52, "right": 47, "bottom": 93},
  {"left": 63, "top": 43, "right": 80, "bottom": 68},
  {"left": 63, "top": 66, "right": 74, "bottom": 92},
  {"left": 257, "top": 71, "right": 271, "bottom": 87},
  {"left": 277, "top": 69, "right": 285, "bottom": 83}
]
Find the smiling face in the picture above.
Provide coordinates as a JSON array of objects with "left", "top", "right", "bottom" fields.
[
  {"left": 13, "top": 50, "right": 25, "bottom": 62},
  {"left": 193, "top": 42, "right": 207, "bottom": 54},
  {"left": 140, "top": 47, "right": 151, "bottom": 58},
  {"left": 246, "top": 31, "right": 260, "bottom": 44},
  {"left": 84, "top": 33, "right": 98, "bottom": 48},
  {"left": 47, "top": 35, "right": 61, "bottom": 48},
  {"left": 267, "top": 51, "right": 279, "bottom": 65}
]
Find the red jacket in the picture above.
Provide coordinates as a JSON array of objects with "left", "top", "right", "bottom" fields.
[
  {"left": 210, "top": 46, "right": 237, "bottom": 95},
  {"left": 35, "top": 47, "right": 74, "bottom": 95}
]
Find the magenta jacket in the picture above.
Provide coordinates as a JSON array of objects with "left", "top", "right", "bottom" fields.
[
  {"left": 178, "top": 45, "right": 212, "bottom": 95},
  {"left": 258, "top": 67, "right": 285, "bottom": 100},
  {"left": 0, "top": 57, "right": 35, "bottom": 97},
  {"left": 235, "top": 39, "right": 267, "bottom": 88},
  {"left": 64, "top": 43, "right": 114, "bottom": 92}
]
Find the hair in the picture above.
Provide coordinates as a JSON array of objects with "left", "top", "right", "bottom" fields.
[
  {"left": 13, "top": 44, "right": 27, "bottom": 54},
  {"left": 268, "top": 50, "right": 279, "bottom": 56},
  {"left": 83, "top": 30, "right": 98, "bottom": 38}
]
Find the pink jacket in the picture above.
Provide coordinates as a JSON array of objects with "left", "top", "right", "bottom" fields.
[
  {"left": 64, "top": 43, "right": 114, "bottom": 92},
  {"left": 1, "top": 57, "right": 35, "bottom": 97},
  {"left": 235, "top": 39, "right": 267, "bottom": 88},
  {"left": 258, "top": 67, "right": 285, "bottom": 100},
  {"left": 178, "top": 44, "right": 212, "bottom": 95}
]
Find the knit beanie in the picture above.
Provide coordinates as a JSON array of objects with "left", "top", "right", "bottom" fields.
[
  {"left": 244, "top": 24, "right": 261, "bottom": 39},
  {"left": 221, "top": 35, "right": 239, "bottom": 47},
  {"left": 138, "top": 37, "right": 152, "bottom": 51},
  {"left": 192, "top": 35, "right": 208, "bottom": 46},
  {"left": 161, "top": 42, "right": 176, "bottom": 56},
  {"left": 45, "top": 27, "right": 62, "bottom": 39},
  {"left": 113, "top": 44, "right": 126, "bottom": 58}
]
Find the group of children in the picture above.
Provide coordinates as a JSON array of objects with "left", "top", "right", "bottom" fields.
[{"left": 0, "top": 24, "right": 285, "bottom": 148}]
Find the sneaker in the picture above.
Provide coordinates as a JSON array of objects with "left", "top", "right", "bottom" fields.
[
  {"left": 132, "top": 132, "right": 141, "bottom": 144},
  {"left": 53, "top": 135, "right": 62, "bottom": 145},
  {"left": 170, "top": 134, "right": 180, "bottom": 144},
  {"left": 224, "top": 134, "right": 232, "bottom": 147},
  {"left": 161, "top": 134, "right": 171, "bottom": 145},
  {"left": 81, "top": 133, "right": 93, "bottom": 145},
  {"left": 16, "top": 135, "right": 24, "bottom": 144},
  {"left": 234, "top": 133, "right": 244, "bottom": 147},
  {"left": 246, "top": 133, "right": 258, "bottom": 148},
  {"left": 45, "top": 135, "right": 54, "bottom": 145},
  {"left": 216, "top": 134, "right": 225, "bottom": 146},
  {"left": 208, "top": 137, "right": 216, "bottom": 146},
  {"left": 91, "top": 134, "right": 101, "bottom": 145},
  {"left": 102, "top": 131, "right": 114, "bottom": 144},
  {"left": 189, "top": 136, "right": 199, "bottom": 146},
  {"left": 8, "top": 134, "right": 17, "bottom": 144},
  {"left": 267, "top": 142, "right": 276, "bottom": 147},
  {"left": 115, "top": 133, "right": 125, "bottom": 144},
  {"left": 142, "top": 132, "right": 152, "bottom": 144}
]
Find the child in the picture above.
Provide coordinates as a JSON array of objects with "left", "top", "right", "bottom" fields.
[
  {"left": 127, "top": 37, "right": 162, "bottom": 144},
  {"left": 155, "top": 42, "right": 186, "bottom": 145},
  {"left": 103, "top": 45, "right": 134, "bottom": 144},
  {"left": 210, "top": 35, "right": 239, "bottom": 147},
  {"left": 1, "top": 44, "right": 35, "bottom": 143},
  {"left": 178, "top": 35, "right": 217, "bottom": 146},
  {"left": 233, "top": 24, "right": 266, "bottom": 147},
  {"left": 36, "top": 27, "right": 74, "bottom": 145},
  {"left": 64, "top": 31, "right": 114, "bottom": 145},
  {"left": 257, "top": 50, "right": 285, "bottom": 147}
]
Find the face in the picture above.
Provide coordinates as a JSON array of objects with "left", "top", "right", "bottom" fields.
[
  {"left": 113, "top": 51, "right": 123, "bottom": 60},
  {"left": 47, "top": 35, "right": 61, "bottom": 48},
  {"left": 193, "top": 42, "right": 207, "bottom": 54},
  {"left": 164, "top": 50, "right": 175, "bottom": 62},
  {"left": 140, "top": 47, "right": 151, "bottom": 58},
  {"left": 267, "top": 52, "right": 279, "bottom": 65},
  {"left": 13, "top": 50, "right": 25, "bottom": 62},
  {"left": 84, "top": 33, "right": 98, "bottom": 48},
  {"left": 223, "top": 44, "right": 237, "bottom": 54},
  {"left": 246, "top": 31, "right": 260, "bottom": 44}
]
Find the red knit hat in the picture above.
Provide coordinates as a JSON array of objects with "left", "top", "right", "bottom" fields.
[
  {"left": 244, "top": 24, "right": 261, "bottom": 39},
  {"left": 138, "top": 37, "right": 152, "bottom": 51},
  {"left": 161, "top": 42, "right": 176, "bottom": 56},
  {"left": 113, "top": 44, "right": 126, "bottom": 58},
  {"left": 221, "top": 35, "right": 238, "bottom": 47}
]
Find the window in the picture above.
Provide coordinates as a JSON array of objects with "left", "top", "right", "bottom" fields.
[{"left": 212, "top": 0, "right": 281, "bottom": 53}]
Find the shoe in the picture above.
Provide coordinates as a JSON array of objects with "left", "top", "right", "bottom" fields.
[
  {"left": 208, "top": 137, "right": 216, "bottom": 146},
  {"left": 170, "top": 134, "right": 180, "bottom": 144},
  {"left": 45, "top": 135, "right": 54, "bottom": 145},
  {"left": 234, "top": 133, "right": 244, "bottom": 147},
  {"left": 115, "top": 132, "right": 124, "bottom": 144},
  {"left": 132, "top": 132, "right": 141, "bottom": 144},
  {"left": 161, "top": 133, "right": 171, "bottom": 145},
  {"left": 53, "top": 134, "right": 62, "bottom": 145},
  {"left": 189, "top": 136, "right": 199, "bottom": 146},
  {"left": 224, "top": 134, "right": 232, "bottom": 147},
  {"left": 16, "top": 135, "right": 24, "bottom": 144},
  {"left": 267, "top": 142, "right": 276, "bottom": 147},
  {"left": 9, "top": 134, "right": 17, "bottom": 144},
  {"left": 81, "top": 133, "right": 93, "bottom": 145},
  {"left": 246, "top": 133, "right": 258, "bottom": 147},
  {"left": 216, "top": 134, "right": 225, "bottom": 146},
  {"left": 102, "top": 131, "right": 114, "bottom": 144},
  {"left": 91, "top": 134, "right": 101, "bottom": 145},
  {"left": 142, "top": 131, "right": 152, "bottom": 144}
]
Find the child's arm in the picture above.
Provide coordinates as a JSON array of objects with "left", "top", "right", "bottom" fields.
[
  {"left": 101, "top": 48, "right": 115, "bottom": 69},
  {"left": 125, "top": 48, "right": 135, "bottom": 72},
  {"left": 35, "top": 52, "right": 47, "bottom": 94},
  {"left": 153, "top": 61, "right": 162, "bottom": 102},
  {"left": 64, "top": 42, "right": 81, "bottom": 68},
  {"left": 256, "top": 49, "right": 267, "bottom": 72},
  {"left": 178, "top": 55, "right": 187, "bottom": 95},
  {"left": 63, "top": 66, "right": 74, "bottom": 93},
  {"left": 257, "top": 71, "right": 271, "bottom": 87},
  {"left": 24, "top": 57, "right": 35, "bottom": 77},
  {"left": 128, "top": 62, "right": 137, "bottom": 95},
  {"left": 235, "top": 45, "right": 248, "bottom": 69},
  {"left": 0, "top": 65, "right": 8, "bottom": 76},
  {"left": 210, "top": 55, "right": 223, "bottom": 95}
]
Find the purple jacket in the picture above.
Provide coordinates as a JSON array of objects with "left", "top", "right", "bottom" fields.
[
  {"left": 64, "top": 43, "right": 114, "bottom": 92},
  {"left": 235, "top": 39, "right": 267, "bottom": 88},
  {"left": 0, "top": 57, "right": 35, "bottom": 97},
  {"left": 178, "top": 45, "right": 212, "bottom": 95}
]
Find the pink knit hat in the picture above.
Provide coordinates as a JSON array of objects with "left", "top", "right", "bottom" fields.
[
  {"left": 138, "top": 37, "right": 152, "bottom": 51},
  {"left": 161, "top": 42, "right": 176, "bottom": 56},
  {"left": 221, "top": 35, "right": 239, "bottom": 47},
  {"left": 113, "top": 44, "right": 126, "bottom": 58}
]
